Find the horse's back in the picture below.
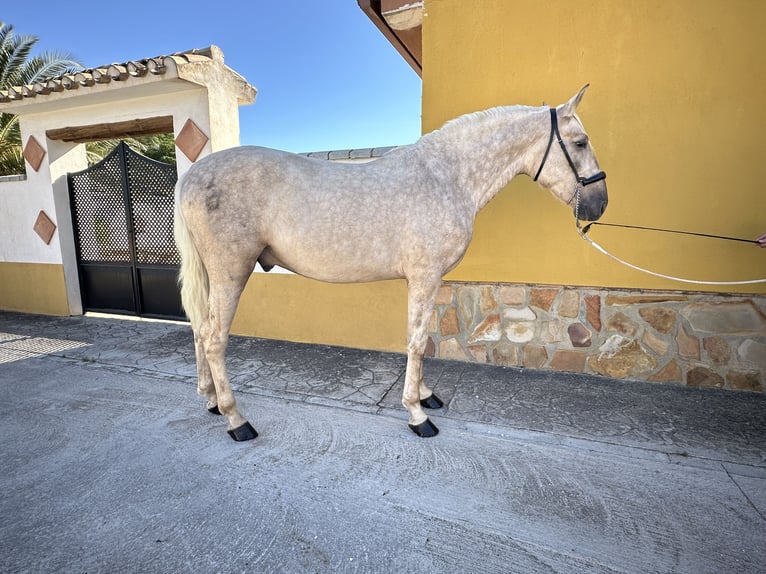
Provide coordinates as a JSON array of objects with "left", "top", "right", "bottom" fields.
[
  {"left": 178, "top": 145, "right": 417, "bottom": 220},
  {"left": 179, "top": 146, "right": 392, "bottom": 209},
  {"left": 180, "top": 146, "right": 314, "bottom": 198}
]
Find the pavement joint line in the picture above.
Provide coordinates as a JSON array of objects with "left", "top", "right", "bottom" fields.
[
  {"left": 24, "top": 352, "right": 197, "bottom": 385},
  {"left": 375, "top": 367, "right": 406, "bottom": 413},
  {"left": 723, "top": 465, "right": 766, "bottom": 521},
  {"left": 721, "top": 461, "right": 766, "bottom": 479}
]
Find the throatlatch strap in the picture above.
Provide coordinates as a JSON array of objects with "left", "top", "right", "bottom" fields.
[{"left": 533, "top": 108, "right": 556, "bottom": 182}]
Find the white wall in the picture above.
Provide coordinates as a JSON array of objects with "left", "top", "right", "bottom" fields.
[{"left": 0, "top": 87, "right": 210, "bottom": 266}]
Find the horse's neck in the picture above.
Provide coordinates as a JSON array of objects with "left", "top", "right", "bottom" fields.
[{"left": 419, "top": 106, "right": 547, "bottom": 212}]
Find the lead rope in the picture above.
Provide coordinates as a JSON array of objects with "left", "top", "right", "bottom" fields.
[{"left": 573, "top": 190, "right": 766, "bottom": 285}]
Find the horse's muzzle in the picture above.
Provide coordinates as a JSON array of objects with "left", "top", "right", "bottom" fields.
[{"left": 576, "top": 182, "right": 608, "bottom": 221}]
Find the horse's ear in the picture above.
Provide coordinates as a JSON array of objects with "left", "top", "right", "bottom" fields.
[{"left": 558, "top": 84, "right": 590, "bottom": 117}]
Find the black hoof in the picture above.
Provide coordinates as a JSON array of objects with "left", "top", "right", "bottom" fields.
[
  {"left": 420, "top": 393, "right": 444, "bottom": 410},
  {"left": 207, "top": 404, "right": 221, "bottom": 416},
  {"left": 409, "top": 418, "right": 439, "bottom": 438},
  {"left": 228, "top": 421, "right": 258, "bottom": 442}
]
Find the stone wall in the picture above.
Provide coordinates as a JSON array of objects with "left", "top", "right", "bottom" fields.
[{"left": 427, "top": 283, "right": 766, "bottom": 392}]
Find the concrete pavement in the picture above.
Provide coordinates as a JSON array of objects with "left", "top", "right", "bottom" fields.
[{"left": 0, "top": 310, "right": 764, "bottom": 573}]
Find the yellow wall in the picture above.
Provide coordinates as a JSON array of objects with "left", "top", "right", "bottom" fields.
[
  {"left": 232, "top": 0, "right": 763, "bottom": 351},
  {"left": 0, "top": 262, "right": 70, "bottom": 315},
  {"left": 422, "top": 0, "right": 766, "bottom": 294},
  {"left": 232, "top": 274, "right": 409, "bottom": 352}
]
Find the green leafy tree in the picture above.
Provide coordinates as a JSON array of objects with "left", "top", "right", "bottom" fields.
[
  {"left": 139, "top": 133, "right": 176, "bottom": 164},
  {"left": 0, "top": 21, "right": 81, "bottom": 175}
]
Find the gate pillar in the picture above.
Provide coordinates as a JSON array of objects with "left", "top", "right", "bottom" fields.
[{"left": 48, "top": 138, "right": 88, "bottom": 315}]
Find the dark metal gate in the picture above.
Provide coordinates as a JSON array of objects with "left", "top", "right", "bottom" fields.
[{"left": 68, "top": 141, "right": 185, "bottom": 320}]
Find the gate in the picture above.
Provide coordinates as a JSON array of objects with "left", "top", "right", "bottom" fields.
[{"left": 68, "top": 141, "right": 185, "bottom": 320}]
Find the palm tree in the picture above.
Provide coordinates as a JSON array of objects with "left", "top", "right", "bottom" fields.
[
  {"left": 86, "top": 134, "right": 177, "bottom": 167},
  {"left": 0, "top": 21, "right": 81, "bottom": 175}
]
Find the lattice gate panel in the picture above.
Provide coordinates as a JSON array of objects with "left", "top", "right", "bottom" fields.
[
  {"left": 124, "top": 145, "right": 180, "bottom": 265},
  {"left": 68, "top": 142, "right": 183, "bottom": 319},
  {"left": 69, "top": 147, "right": 132, "bottom": 263}
]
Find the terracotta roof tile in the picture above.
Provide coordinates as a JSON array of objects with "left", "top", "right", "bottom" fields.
[{"left": 0, "top": 47, "right": 218, "bottom": 104}]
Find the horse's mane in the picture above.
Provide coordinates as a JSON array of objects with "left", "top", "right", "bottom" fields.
[{"left": 422, "top": 104, "right": 538, "bottom": 142}]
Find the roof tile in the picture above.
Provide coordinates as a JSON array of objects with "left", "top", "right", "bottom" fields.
[{"left": 0, "top": 47, "right": 217, "bottom": 104}]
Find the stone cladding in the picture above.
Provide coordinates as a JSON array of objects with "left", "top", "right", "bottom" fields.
[{"left": 427, "top": 283, "right": 766, "bottom": 392}]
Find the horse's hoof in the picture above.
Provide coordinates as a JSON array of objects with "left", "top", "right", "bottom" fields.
[
  {"left": 208, "top": 404, "right": 221, "bottom": 415},
  {"left": 409, "top": 418, "right": 439, "bottom": 438},
  {"left": 228, "top": 421, "right": 258, "bottom": 441},
  {"left": 420, "top": 393, "right": 444, "bottom": 410}
]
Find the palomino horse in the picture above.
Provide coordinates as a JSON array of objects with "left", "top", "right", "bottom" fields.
[{"left": 174, "top": 85, "right": 607, "bottom": 441}]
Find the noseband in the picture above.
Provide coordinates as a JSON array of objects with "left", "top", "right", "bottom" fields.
[{"left": 533, "top": 108, "right": 606, "bottom": 199}]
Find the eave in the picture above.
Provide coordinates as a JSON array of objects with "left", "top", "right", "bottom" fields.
[{"left": 358, "top": 0, "right": 423, "bottom": 77}]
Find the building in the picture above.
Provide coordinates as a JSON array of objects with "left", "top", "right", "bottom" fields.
[
  {"left": 357, "top": 0, "right": 766, "bottom": 390},
  {"left": 1, "top": 1, "right": 764, "bottom": 391}
]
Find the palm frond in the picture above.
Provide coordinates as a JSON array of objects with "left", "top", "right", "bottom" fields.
[
  {"left": 23, "top": 53, "right": 81, "bottom": 83},
  {"left": 0, "top": 22, "right": 84, "bottom": 175},
  {"left": 0, "top": 26, "right": 37, "bottom": 88},
  {"left": 0, "top": 22, "right": 81, "bottom": 88}
]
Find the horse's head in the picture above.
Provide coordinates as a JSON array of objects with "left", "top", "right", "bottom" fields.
[{"left": 533, "top": 85, "right": 608, "bottom": 222}]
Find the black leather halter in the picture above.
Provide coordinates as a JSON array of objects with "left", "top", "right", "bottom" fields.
[{"left": 533, "top": 108, "right": 606, "bottom": 187}]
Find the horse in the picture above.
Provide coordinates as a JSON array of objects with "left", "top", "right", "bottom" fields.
[{"left": 174, "top": 85, "right": 607, "bottom": 441}]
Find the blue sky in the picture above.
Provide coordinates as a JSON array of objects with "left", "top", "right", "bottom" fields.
[{"left": 2, "top": 1, "right": 422, "bottom": 153}]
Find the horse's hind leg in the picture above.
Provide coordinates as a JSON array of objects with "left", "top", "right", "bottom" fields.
[
  {"left": 193, "top": 333, "right": 219, "bottom": 414},
  {"left": 199, "top": 262, "right": 258, "bottom": 441}
]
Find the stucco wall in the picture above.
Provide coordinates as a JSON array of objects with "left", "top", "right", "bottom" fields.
[
  {"left": 421, "top": 0, "right": 765, "bottom": 295},
  {"left": 236, "top": 1, "right": 764, "bottom": 353},
  {"left": 0, "top": 136, "right": 85, "bottom": 316},
  {"left": 232, "top": 275, "right": 408, "bottom": 353},
  {"left": 0, "top": 262, "right": 69, "bottom": 315}
]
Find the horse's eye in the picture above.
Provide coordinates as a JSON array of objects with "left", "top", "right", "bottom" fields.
[{"left": 574, "top": 140, "right": 588, "bottom": 149}]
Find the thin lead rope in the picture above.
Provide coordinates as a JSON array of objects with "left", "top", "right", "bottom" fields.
[
  {"left": 581, "top": 221, "right": 758, "bottom": 245},
  {"left": 577, "top": 220, "right": 766, "bottom": 285}
]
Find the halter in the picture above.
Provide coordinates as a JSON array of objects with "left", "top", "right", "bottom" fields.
[{"left": 533, "top": 107, "right": 606, "bottom": 193}]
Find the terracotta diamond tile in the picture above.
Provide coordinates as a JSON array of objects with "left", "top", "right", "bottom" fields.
[
  {"left": 33, "top": 210, "right": 56, "bottom": 245},
  {"left": 176, "top": 119, "right": 208, "bottom": 162},
  {"left": 23, "top": 136, "right": 46, "bottom": 172}
]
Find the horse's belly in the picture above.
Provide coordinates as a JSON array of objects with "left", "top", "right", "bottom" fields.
[{"left": 258, "top": 246, "right": 402, "bottom": 283}]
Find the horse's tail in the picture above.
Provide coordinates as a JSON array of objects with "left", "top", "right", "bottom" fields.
[{"left": 174, "top": 181, "right": 209, "bottom": 330}]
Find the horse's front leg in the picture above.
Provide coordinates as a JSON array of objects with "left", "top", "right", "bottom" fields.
[{"left": 402, "top": 275, "right": 444, "bottom": 437}]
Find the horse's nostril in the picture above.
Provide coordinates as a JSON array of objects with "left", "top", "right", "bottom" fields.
[{"left": 579, "top": 197, "right": 607, "bottom": 221}]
